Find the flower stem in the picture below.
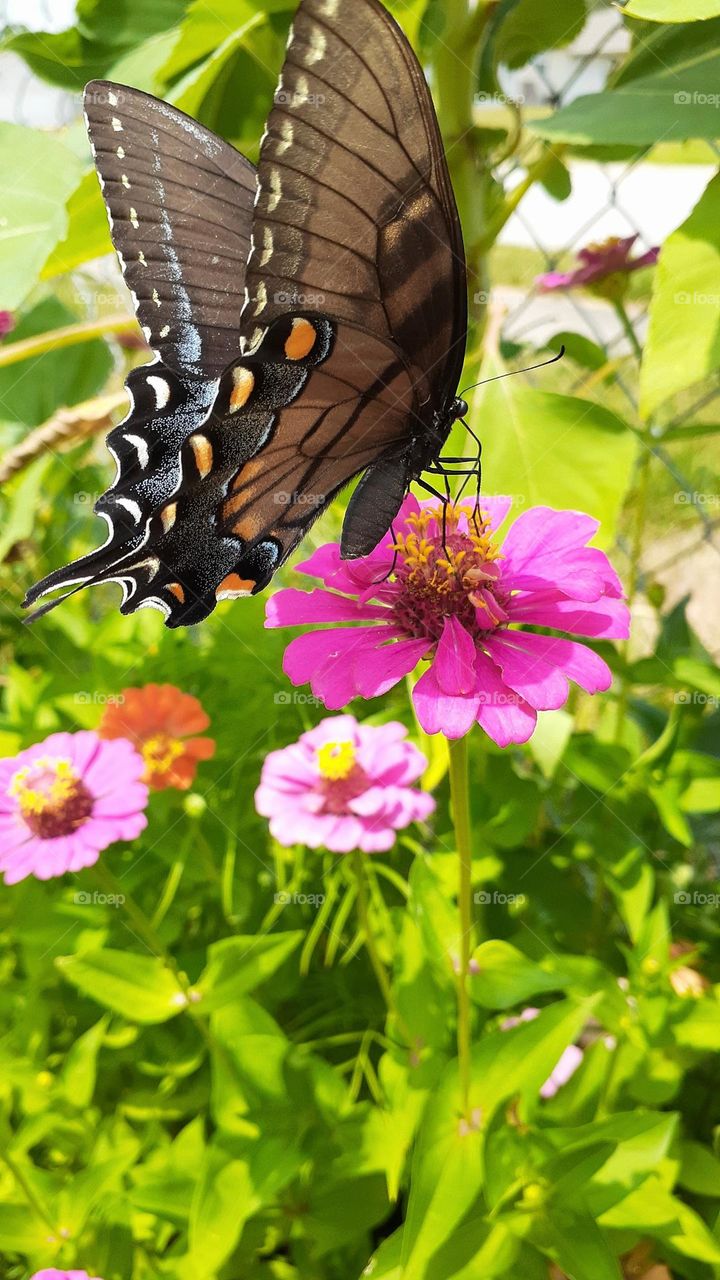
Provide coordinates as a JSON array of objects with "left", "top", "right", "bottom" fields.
[
  {"left": 448, "top": 735, "right": 474, "bottom": 1119},
  {"left": 612, "top": 299, "right": 643, "bottom": 363},
  {"left": 0, "top": 314, "right": 136, "bottom": 368},
  {"left": 93, "top": 861, "right": 176, "bottom": 967}
]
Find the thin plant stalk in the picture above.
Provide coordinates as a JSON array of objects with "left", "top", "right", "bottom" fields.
[{"left": 448, "top": 734, "right": 474, "bottom": 1119}]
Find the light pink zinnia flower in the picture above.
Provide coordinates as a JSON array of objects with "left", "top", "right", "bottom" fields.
[
  {"left": 31, "top": 1272, "right": 103, "bottom": 1280},
  {"left": 255, "top": 714, "right": 434, "bottom": 853},
  {"left": 536, "top": 234, "right": 659, "bottom": 293},
  {"left": 0, "top": 731, "right": 148, "bottom": 884},
  {"left": 265, "top": 496, "right": 628, "bottom": 745}
]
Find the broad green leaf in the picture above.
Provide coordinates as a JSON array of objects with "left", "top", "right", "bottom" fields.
[
  {"left": 57, "top": 948, "right": 187, "bottom": 1023},
  {"left": 605, "top": 846, "right": 655, "bottom": 944},
  {"left": 469, "top": 940, "right": 568, "bottom": 1009},
  {"left": 59, "top": 1015, "right": 109, "bottom": 1107},
  {"left": 672, "top": 1000, "right": 720, "bottom": 1049},
  {"left": 0, "top": 29, "right": 116, "bottom": 90},
  {"left": 475, "top": 357, "right": 636, "bottom": 545},
  {"left": 159, "top": 0, "right": 291, "bottom": 80},
  {"left": 0, "top": 457, "right": 53, "bottom": 564},
  {"left": 426, "top": 1218, "right": 520, "bottom": 1280},
  {"left": 625, "top": 0, "right": 720, "bottom": 18},
  {"left": 679, "top": 1139, "right": 720, "bottom": 1195},
  {"left": 188, "top": 1146, "right": 255, "bottom": 1269},
  {"left": 532, "top": 19, "right": 720, "bottom": 145},
  {"left": 402, "top": 1000, "right": 595, "bottom": 1279},
  {"left": 527, "top": 709, "right": 573, "bottom": 780},
  {"left": 408, "top": 857, "right": 459, "bottom": 982},
  {"left": 0, "top": 125, "right": 83, "bottom": 309},
  {"left": 494, "top": 0, "right": 586, "bottom": 68},
  {"left": 41, "top": 170, "right": 113, "bottom": 277},
  {"left": 528, "top": 1205, "right": 621, "bottom": 1280},
  {"left": 600, "top": 1176, "right": 720, "bottom": 1263},
  {"left": 195, "top": 932, "right": 302, "bottom": 1011},
  {"left": 471, "top": 997, "right": 597, "bottom": 1119},
  {"left": 0, "top": 296, "right": 113, "bottom": 427},
  {"left": 641, "top": 173, "right": 720, "bottom": 418},
  {"left": 0, "top": 1203, "right": 49, "bottom": 1251}
]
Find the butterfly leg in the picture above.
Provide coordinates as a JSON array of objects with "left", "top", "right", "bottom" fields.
[{"left": 370, "top": 524, "right": 400, "bottom": 585}]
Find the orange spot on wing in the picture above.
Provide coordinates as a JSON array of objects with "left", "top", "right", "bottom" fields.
[
  {"left": 167, "top": 582, "right": 185, "bottom": 602},
  {"left": 189, "top": 434, "right": 213, "bottom": 478},
  {"left": 160, "top": 503, "right": 177, "bottom": 532},
  {"left": 284, "top": 317, "right": 316, "bottom": 361},
  {"left": 229, "top": 367, "right": 254, "bottom": 413},
  {"left": 216, "top": 573, "right": 255, "bottom": 600}
]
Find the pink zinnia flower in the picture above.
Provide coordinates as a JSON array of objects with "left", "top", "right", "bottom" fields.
[
  {"left": 0, "top": 311, "right": 13, "bottom": 340},
  {"left": 31, "top": 1272, "right": 103, "bottom": 1280},
  {"left": 0, "top": 731, "right": 148, "bottom": 884},
  {"left": 265, "top": 496, "right": 629, "bottom": 745},
  {"left": 255, "top": 714, "right": 434, "bottom": 853},
  {"left": 536, "top": 234, "right": 659, "bottom": 295}
]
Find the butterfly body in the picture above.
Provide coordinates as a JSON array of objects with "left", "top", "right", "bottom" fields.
[{"left": 26, "top": 0, "right": 469, "bottom": 628}]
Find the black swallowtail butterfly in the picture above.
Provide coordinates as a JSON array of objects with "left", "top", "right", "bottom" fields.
[{"left": 26, "top": 0, "right": 470, "bottom": 627}]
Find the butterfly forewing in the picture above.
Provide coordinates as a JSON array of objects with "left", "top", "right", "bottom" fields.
[
  {"left": 243, "top": 0, "right": 467, "bottom": 404},
  {"left": 84, "top": 81, "right": 257, "bottom": 378}
]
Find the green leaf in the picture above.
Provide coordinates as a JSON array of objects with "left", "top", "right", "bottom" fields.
[
  {"left": 529, "top": 1205, "right": 622, "bottom": 1280},
  {"left": 641, "top": 172, "right": 720, "bottom": 418},
  {"left": 0, "top": 296, "right": 113, "bottom": 427},
  {"left": 59, "top": 1015, "right": 109, "bottom": 1107},
  {"left": 545, "top": 330, "right": 611, "bottom": 372},
  {"left": 527, "top": 709, "right": 573, "bottom": 780},
  {"left": 57, "top": 948, "right": 187, "bottom": 1023},
  {"left": 0, "top": 1203, "right": 49, "bottom": 1251},
  {"left": 469, "top": 940, "right": 567, "bottom": 1009},
  {"left": 625, "top": 0, "right": 720, "bottom": 19},
  {"left": 531, "top": 19, "right": 720, "bottom": 146},
  {"left": 41, "top": 170, "right": 113, "bottom": 277},
  {"left": 0, "top": 124, "right": 83, "bottom": 309},
  {"left": 0, "top": 456, "right": 53, "bottom": 563},
  {"left": 679, "top": 1139, "right": 720, "bottom": 1195},
  {"left": 0, "top": 29, "right": 116, "bottom": 90},
  {"left": 408, "top": 857, "right": 460, "bottom": 982},
  {"left": 475, "top": 355, "right": 636, "bottom": 545},
  {"left": 195, "top": 932, "right": 302, "bottom": 1012},
  {"left": 494, "top": 0, "right": 586, "bottom": 68},
  {"left": 188, "top": 1146, "right": 255, "bottom": 1269},
  {"left": 605, "top": 846, "right": 654, "bottom": 944}
]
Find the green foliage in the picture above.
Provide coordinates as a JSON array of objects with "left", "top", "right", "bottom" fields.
[
  {"left": 641, "top": 173, "right": 720, "bottom": 419},
  {"left": 1, "top": 0, "right": 720, "bottom": 1277}
]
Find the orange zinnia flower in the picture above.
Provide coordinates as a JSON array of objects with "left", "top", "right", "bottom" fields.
[{"left": 99, "top": 684, "right": 215, "bottom": 791}]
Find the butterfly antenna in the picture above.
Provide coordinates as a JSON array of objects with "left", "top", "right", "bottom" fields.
[{"left": 459, "top": 345, "right": 565, "bottom": 399}]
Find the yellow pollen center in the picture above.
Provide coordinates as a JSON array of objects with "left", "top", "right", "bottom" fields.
[
  {"left": 317, "top": 740, "right": 357, "bottom": 781},
  {"left": 388, "top": 504, "right": 508, "bottom": 642},
  {"left": 142, "top": 733, "right": 184, "bottom": 778},
  {"left": 9, "top": 755, "right": 93, "bottom": 838},
  {"left": 10, "top": 756, "right": 78, "bottom": 816}
]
